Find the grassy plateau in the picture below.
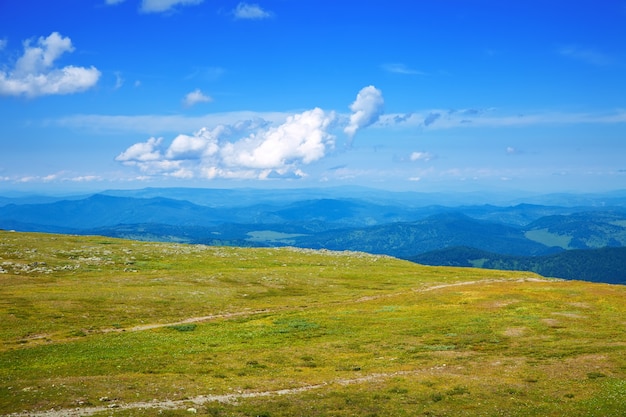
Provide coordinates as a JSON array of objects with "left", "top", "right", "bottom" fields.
[{"left": 1, "top": 230, "right": 625, "bottom": 416}]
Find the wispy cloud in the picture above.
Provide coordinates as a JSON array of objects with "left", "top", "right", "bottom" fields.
[
  {"left": 506, "top": 146, "right": 523, "bottom": 155},
  {"left": 377, "top": 109, "right": 626, "bottom": 130},
  {"left": 57, "top": 106, "right": 626, "bottom": 141},
  {"left": 0, "top": 32, "right": 101, "bottom": 98},
  {"left": 559, "top": 45, "right": 612, "bottom": 66},
  {"left": 182, "top": 89, "right": 212, "bottom": 107},
  {"left": 185, "top": 66, "right": 225, "bottom": 82},
  {"left": 114, "top": 72, "right": 124, "bottom": 89},
  {"left": 105, "top": 0, "right": 126, "bottom": 5},
  {"left": 410, "top": 151, "right": 433, "bottom": 162},
  {"left": 382, "top": 63, "right": 425, "bottom": 75},
  {"left": 140, "top": 0, "right": 204, "bottom": 13},
  {"left": 3, "top": 172, "right": 104, "bottom": 184},
  {"left": 233, "top": 2, "right": 273, "bottom": 20},
  {"left": 55, "top": 111, "right": 289, "bottom": 135}
]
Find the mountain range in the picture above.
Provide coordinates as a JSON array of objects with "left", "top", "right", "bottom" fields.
[{"left": 1, "top": 187, "right": 625, "bottom": 284}]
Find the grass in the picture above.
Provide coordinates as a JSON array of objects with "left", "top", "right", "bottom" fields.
[
  {"left": 525, "top": 228, "right": 572, "bottom": 249},
  {"left": 1, "top": 230, "right": 625, "bottom": 416}
]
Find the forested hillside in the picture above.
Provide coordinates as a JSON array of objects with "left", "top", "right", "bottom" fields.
[{"left": 411, "top": 246, "right": 626, "bottom": 285}]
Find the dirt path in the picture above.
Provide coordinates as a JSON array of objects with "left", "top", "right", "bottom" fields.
[
  {"left": 13, "top": 277, "right": 552, "bottom": 346},
  {"left": 100, "top": 309, "right": 272, "bottom": 333},
  {"left": 7, "top": 368, "right": 447, "bottom": 417},
  {"left": 355, "top": 276, "right": 551, "bottom": 302},
  {"left": 107, "top": 277, "right": 550, "bottom": 333}
]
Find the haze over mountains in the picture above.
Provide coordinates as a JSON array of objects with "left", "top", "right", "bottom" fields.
[{"left": 1, "top": 187, "right": 625, "bottom": 284}]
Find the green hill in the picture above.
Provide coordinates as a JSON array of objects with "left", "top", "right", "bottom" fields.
[{"left": 1, "top": 231, "right": 625, "bottom": 416}]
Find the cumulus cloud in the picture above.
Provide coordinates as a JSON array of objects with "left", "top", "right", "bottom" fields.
[
  {"left": 0, "top": 32, "right": 100, "bottom": 98},
  {"left": 233, "top": 2, "right": 272, "bottom": 19},
  {"left": 116, "top": 136, "right": 163, "bottom": 163},
  {"left": 182, "top": 89, "right": 212, "bottom": 107},
  {"left": 141, "top": 0, "right": 203, "bottom": 13},
  {"left": 116, "top": 108, "right": 336, "bottom": 180},
  {"left": 165, "top": 126, "right": 222, "bottom": 159},
  {"left": 221, "top": 108, "right": 334, "bottom": 169},
  {"left": 344, "top": 85, "right": 384, "bottom": 139}
]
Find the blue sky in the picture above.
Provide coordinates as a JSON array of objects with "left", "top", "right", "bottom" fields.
[{"left": 1, "top": 0, "right": 625, "bottom": 194}]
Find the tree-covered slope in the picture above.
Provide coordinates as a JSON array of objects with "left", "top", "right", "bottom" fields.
[
  {"left": 524, "top": 210, "right": 626, "bottom": 249},
  {"left": 410, "top": 246, "right": 626, "bottom": 285}
]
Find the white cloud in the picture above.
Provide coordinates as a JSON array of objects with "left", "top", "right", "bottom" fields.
[
  {"left": 116, "top": 108, "right": 335, "bottom": 180},
  {"left": 116, "top": 137, "right": 163, "bottom": 162},
  {"left": 233, "top": 2, "right": 272, "bottom": 19},
  {"left": 221, "top": 108, "right": 335, "bottom": 169},
  {"left": 71, "top": 175, "right": 102, "bottom": 182},
  {"left": 182, "top": 89, "right": 212, "bottom": 107},
  {"left": 165, "top": 126, "right": 222, "bottom": 159},
  {"left": 410, "top": 151, "right": 433, "bottom": 162},
  {"left": 105, "top": 0, "right": 126, "bottom": 4},
  {"left": 344, "top": 85, "right": 384, "bottom": 139},
  {"left": 0, "top": 38, "right": 7, "bottom": 51},
  {"left": 141, "top": 0, "right": 203, "bottom": 13},
  {"left": 0, "top": 32, "right": 100, "bottom": 98}
]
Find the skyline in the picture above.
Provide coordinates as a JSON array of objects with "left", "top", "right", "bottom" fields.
[{"left": 1, "top": 1, "right": 625, "bottom": 194}]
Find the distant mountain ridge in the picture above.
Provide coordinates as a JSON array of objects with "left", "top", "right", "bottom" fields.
[
  {"left": 1, "top": 187, "right": 625, "bottom": 284},
  {"left": 289, "top": 212, "right": 557, "bottom": 258}
]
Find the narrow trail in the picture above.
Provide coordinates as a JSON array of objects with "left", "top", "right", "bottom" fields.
[
  {"left": 12, "top": 277, "right": 552, "bottom": 345},
  {"left": 7, "top": 368, "right": 449, "bottom": 417},
  {"left": 100, "top": 309, "right": 272, "bottom": 334},
  {"left": 355, "top": 276, "right": 551, "bottom": 302},
  {"left": 102, "top": 277, "right": 551, "bottom": 334}
]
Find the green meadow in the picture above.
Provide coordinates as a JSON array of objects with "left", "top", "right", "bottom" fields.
[{"left": 1, "top": 231, "right": 625, "bottom": 416}]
